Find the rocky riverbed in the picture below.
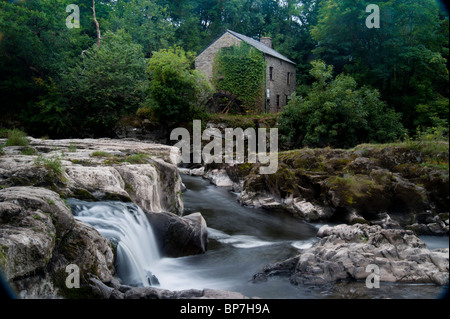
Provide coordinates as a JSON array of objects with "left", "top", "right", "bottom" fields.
[
  {"left": 0, "top": 137, "right": 213, "bottom": 298},
  {"left": 198, "top": 143, "right": 449, "bottom": 236},
  {"left": 0, "top": 136, "right": 448, "bottom": 298},
  {"left": 185, "top": 142, "right": 450, "bottom": 294},
  {"left": 252, "top": 223, "right": 448, "bottom": 286}
]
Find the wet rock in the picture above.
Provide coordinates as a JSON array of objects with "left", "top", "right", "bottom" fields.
[
  {"left": 407, "top": 222, "right": 449, "bottom": 236},
  {"left": 289, "top": 198, "right": 333, "bottom": 222},
  {"left": 371, "top": 212, "right": 401, "bottom": 229},
  {"left": 115, "top": 164, "right": 163, "bottom": 213},
  {"left": 146, "top": 211, "right": 208, "bottom": 257},
  {"left": 89, "top": 277, "right": 252, "bottom": 299},
  {"left": 0, "top": 221, "right": 55, "bottom": 280},
  {"left": 235, "top": 145, "right": 449, "bottom": 232},
  {"left": 65, "top": 165, "right": 130, "bottom": 201},
  {"left": 0, "top": 186, "right": 115, "bottom": 298},
  {"left": 204, "top": 168, "right": 233, "bottom": 187},
  {"left": 0, "top": 187, "right": 74, "bottom": 237},
  {"left": 254, "top": 224, "right": 449, "bottom": 286},
  {"left": 89, "top": 277, "right": 115, "bottom": 299},
  {"left": 54, "top": 221, "right": 115, "bottom": 283},
  {"left": 179, "top": 167, "right": 205, "bottom": 176}
]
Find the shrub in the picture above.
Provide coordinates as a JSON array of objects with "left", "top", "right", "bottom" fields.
[
  {"left": 34, "top": 154, "right": 63, "bottom": 176},
  {"left": 279, "top": 61, "right": 405, "bottom": 149},
  {"left": 5, "top": 129, "right": 28, "bottom": 146},
  {"left": 146, "top": 46, "right": 213, "bottom": 131}
]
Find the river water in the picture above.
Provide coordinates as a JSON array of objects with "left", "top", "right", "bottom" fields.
[{"left": 68, "top": 174, "right": 449, "bottom": 299}]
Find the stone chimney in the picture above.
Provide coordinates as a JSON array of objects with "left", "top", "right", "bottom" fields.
[{"left": 260, "top": 37, "right": 272, "bottom": 49}]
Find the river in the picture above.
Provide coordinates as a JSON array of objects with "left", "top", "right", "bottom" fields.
[{"left": 68, "top": 174, "right": 449, "bottom": 299}]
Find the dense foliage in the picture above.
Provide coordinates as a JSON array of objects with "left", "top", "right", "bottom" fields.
[
  {"left": 0, "top": 0, "right": 448, "bottom": 144},
  {"left": 311, "top": 0, "right": 449, "bottom": 130},
  {"left": 30, "top": 29, "right": 147, "bottom": 137},
  {"left": 145, "top": 47, "right": 212, "bottom": 131},
  {"left": 279, "top": 61, "right": 405, "bottom": 148},
  {"left": 213, "top": 43, "right": 266, "bottom": 111}
]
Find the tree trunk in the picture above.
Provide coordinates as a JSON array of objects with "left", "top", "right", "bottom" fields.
[{"left": 92, "top": 0, "right": 101, "bottom": 48}]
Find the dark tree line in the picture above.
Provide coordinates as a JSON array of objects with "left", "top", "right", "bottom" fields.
[{"left": 0, "top": 0, "right": 448, "bottom": 141}]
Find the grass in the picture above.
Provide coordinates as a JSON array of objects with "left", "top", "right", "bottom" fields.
[
  {"left": 353, "top": 140, "right": 449, "bottom": 166},
  {"left": 124, "top": 153, "right": 149, "bottom": 164},
  {"left": 67, "top": 143, "right": 77, "bottom": 152},
  {"left": 92, "top": 152, "right": 151, "bottom": 165},
  {"left": 420, "top": 162, "right": 449, "bottom": 171},
  {"left": 34, "top": 154, "right": 63, "bottom": 176},
  {"left": 20, "top": 147, "right": 37, "bottom": 155},
  {"left": 5, "top": 129, "right": 28, "bottom": 147},
  {"left": 91, "top": 151, "right": 113, "bottom": 157},
  {"left": 207, "top": 113, "right": 279, "bottom": 130},
  {"left": 354, "top": 140, "right": 447, "bottom": 151}
]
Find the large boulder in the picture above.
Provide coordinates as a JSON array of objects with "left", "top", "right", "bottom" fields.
[
  {"left": 0, "top": 187, "right": 74, "bottom": 237},
  {"left": 254, "top": 224, "right": 449, "bottom": 286},
  {"left": 204, "top": 168, "right": 234, "bottom": 187},
  {"left": 65, "top": 165, "right": 130, "bottom": 201},
  {"left": 146, "top": 211, "right": 208, "bottom": 257},
  {"left": 0, "top": 187, "right": 115, "bottom": 298}
]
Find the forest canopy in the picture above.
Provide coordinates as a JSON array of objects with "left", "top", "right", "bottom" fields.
[{"left": 0, "top": 0, "right": 448, "bottom": 145}]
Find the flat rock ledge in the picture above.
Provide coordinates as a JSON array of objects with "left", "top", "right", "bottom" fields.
[
  {"left": 90, "top": 277, "right": 253, "bottom": 299},
  {"left": 253, "top": 224, "right": 449, "bottom": 286},
  {"left": 0, "top": 137, "right": 184, "bottom": 215}
]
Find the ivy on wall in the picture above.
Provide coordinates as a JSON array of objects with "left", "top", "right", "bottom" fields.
[{"left": 212, "top": 43, "right": 266, "bottom": 112}]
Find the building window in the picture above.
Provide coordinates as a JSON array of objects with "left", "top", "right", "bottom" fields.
[
  {"left": 269, "top": 67, "right": 273, "bottom": 81},
  {"left": 287, "top": 72, "right": 291, "bottom": 85},
  {"left": 276, "top": 95, "right": 280, "bottom": 108}
]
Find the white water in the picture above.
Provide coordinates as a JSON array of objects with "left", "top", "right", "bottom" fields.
[
  {"left": 67, "top": 199, "right": 160, "bottom": 287},
  {"left": 67, "top": 175, "right": 449, "bottom": 298}
]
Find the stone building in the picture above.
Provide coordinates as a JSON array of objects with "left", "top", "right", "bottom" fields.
[{"left": 195, "top": 30, "right": 296, "bottom": 113}]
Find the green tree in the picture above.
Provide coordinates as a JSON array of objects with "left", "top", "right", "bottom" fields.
[
  {"left": 145, "top": 46, "right": 213, "bottom": 132},
  {"left": 30, "top": 29, "right": 147, "bottom": 137},
  {"left": 105, "top": 0, "right": 175, "bottom": 57},
  {"left": 0, "top": 0, "right": 91, "bottom": 128},
  {"left": 279, "top": 60, "right": 404, "bottom": 148},
  {"left": 310, "top": 0, "right": 449, "bottom": 130}
]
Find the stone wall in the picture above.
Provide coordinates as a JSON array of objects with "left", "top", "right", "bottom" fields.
[
  {"left": 195, "top": 32, "right": 297, "bottom": 113},
  {"left": 195, "top": 32, "right": 242, "bottom": 82},
  {"left": 265, "top": 55, "right": 297, "bottom": 113}
]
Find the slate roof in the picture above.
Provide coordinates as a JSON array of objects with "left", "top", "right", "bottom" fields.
[{"left": 226, "top": 29, "right": 296, "bottom": 65}]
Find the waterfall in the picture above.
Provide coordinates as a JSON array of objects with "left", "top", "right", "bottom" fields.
[{"left": 67, "top": 199, "right": 160, "bottom": 287}]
